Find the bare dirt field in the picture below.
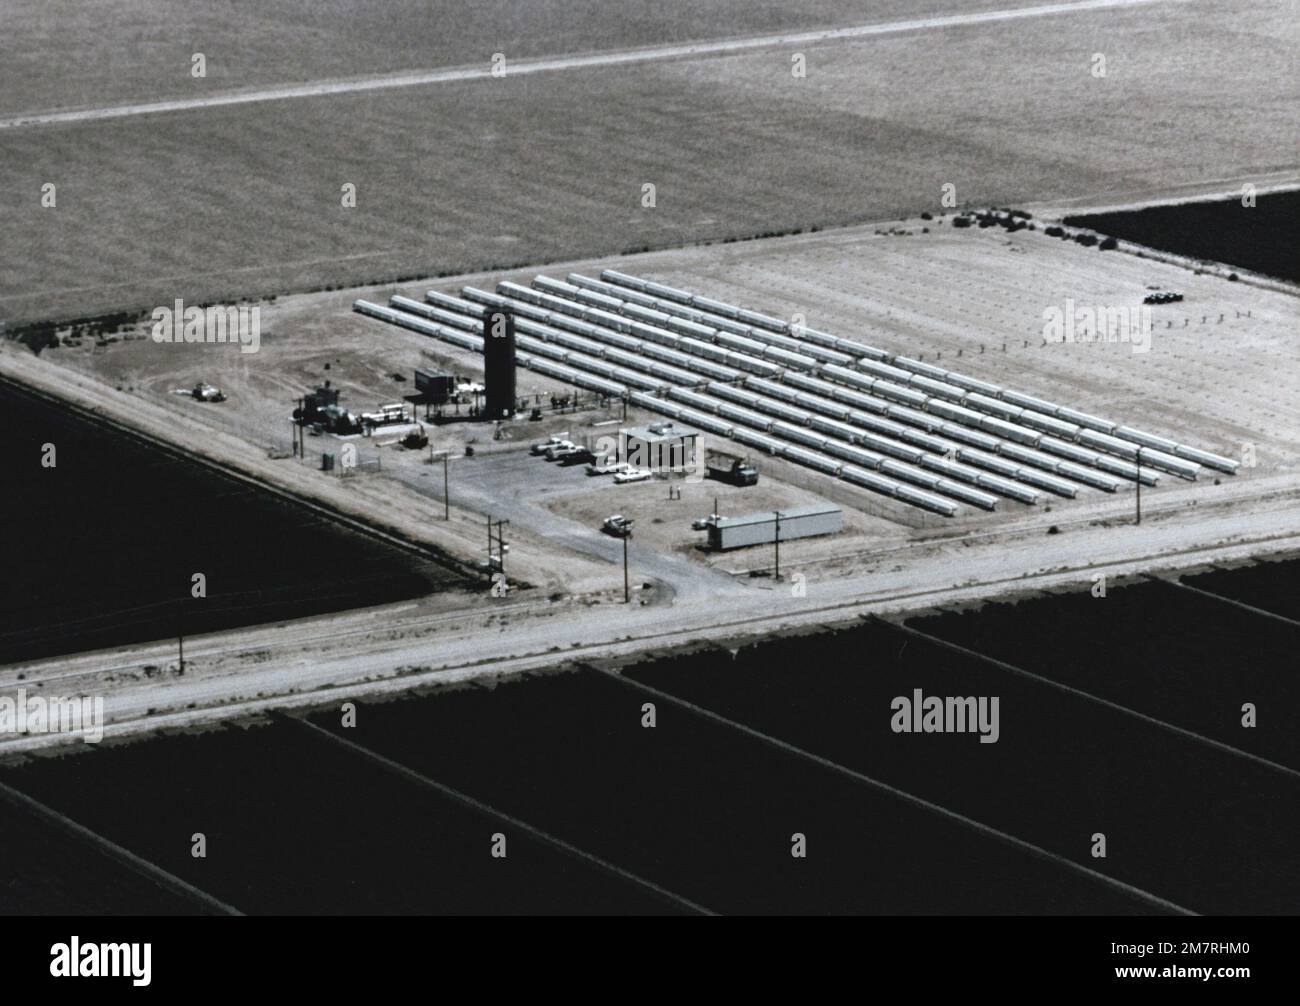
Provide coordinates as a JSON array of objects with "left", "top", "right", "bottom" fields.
[{"left": 1, "top": 0, "right": 1294, "bottom": 323}]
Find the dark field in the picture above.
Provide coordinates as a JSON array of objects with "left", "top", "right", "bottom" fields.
[
  {"left": 1181, "top": 557, "right": 1300, "bottom": 622},
  {"left": 907, "top": 575, "right": 1300, "bottom": 772},
  {"left": 0, "top": 380, "right": 468, "bottom": 666},
  {"left": 3, "top": 559, "right": 1296, "bottom": 914},
  {"left": 0, "top": 792, "right": 206, "bottom": 915},
  {"left": 1066, "top": 190, "right": 1300, "bottom": 282},
  {"left": 1, "top": 723, "right": 676, "bottom": 915}
]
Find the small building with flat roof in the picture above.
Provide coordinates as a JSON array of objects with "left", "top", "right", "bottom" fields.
[{"left": 619, "top": 421, "right": 701, "bottom": 474}]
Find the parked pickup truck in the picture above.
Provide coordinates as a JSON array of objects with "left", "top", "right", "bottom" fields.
[{"left": 706, "top": 456, "right": 758, "bottom": 486}]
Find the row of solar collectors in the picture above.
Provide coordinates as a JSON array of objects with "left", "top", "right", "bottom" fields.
[
  {"left": 454, "top": 281, "right": 1144, "bottom": 494},
  {"left": 354, "top": 301, "right": 628, "bottom": 396},
  {"left": 403, "top": 290, "right": 1047, "bottom": 509},
  {"left": 515, "top": 275, "right": 1170, "bottom": 484},
  {"left": 589, "top": 270, "right": 1238, "bottom": 476},
  {"left": 353, "top": 298, "right": 966, "bottom": 515},
  {"left": 624, "top": 391, "right": 964, "bottom": 516}
]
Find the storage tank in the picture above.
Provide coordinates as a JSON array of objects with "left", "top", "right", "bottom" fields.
[{"left": 482, "top": 309, "right": 517, "bottom": 419}]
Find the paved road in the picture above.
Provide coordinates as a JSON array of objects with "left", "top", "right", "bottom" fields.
[
  {"left": 0, "top": 0, "right": 1181, "bottom": 130},
  {"left": 4, "top": 483, "right": 1298, "bottom": 754}
]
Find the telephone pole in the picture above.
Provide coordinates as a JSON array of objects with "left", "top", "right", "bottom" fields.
[
  {"left": 773, "top": 510, "right": 782, "bottom": 581},
  {"left": 432, "top": 450, "right": 450, "bottom": 519},
  {"left": 623, "top": 532, "right": 631, "bottom": 603},
  {"left": 494, "top": 518, "right": 510, "bottom": 577},
  {"left": 1135, "top": 446, "right": 1143, "bottom": 526}
]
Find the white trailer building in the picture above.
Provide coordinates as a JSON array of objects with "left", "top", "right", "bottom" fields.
[{"left": 706, "top": 504, "right": 842, "bottom": 550}]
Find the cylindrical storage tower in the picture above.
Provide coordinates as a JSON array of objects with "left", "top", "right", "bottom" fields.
[{"left": 483, "top": 309, "right": 517, "bottom": 419}]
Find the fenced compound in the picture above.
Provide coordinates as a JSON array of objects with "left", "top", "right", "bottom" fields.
[{"left": 353, "top": 269, "right": 1239, "bottom": 518}]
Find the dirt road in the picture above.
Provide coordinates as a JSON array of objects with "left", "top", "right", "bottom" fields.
[{"left": 0, "top": 0, "right": 1180, "bottom": 129}]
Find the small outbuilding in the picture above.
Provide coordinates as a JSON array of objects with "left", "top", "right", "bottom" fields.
[{"left": 619, "top": 421, "right": 701, "bottom": 474}]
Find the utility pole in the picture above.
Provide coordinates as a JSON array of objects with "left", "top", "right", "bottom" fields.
[
  {"left": 494, "top": 519, "right": 510, "bottom": 577},
  {"left": 773, "top": 510, "right": 782, "bottom": 581},
  {"left": 1135, "top": 446, "right": 1143, "bottom": 525},
  {"left": 178, "top": 633, "right": 184, "bottom": 675},
  {"left": 623, "top": 532, "right": 631, "bottom": 603},
  {"left": 433, "top": 451, "right": 450, "bottom": 519}
]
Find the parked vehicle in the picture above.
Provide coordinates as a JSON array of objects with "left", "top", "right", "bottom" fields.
[
  {"left": 705, "top": 453, "right": 758, "bottom": 486},
  {"left": 602, "top": 515, "right": 634, "bottom": 537},
  {"left": 530, "top": 432, "right": 571, "bottom": 455},
  {"left": 546, "top": 443, "right": 581, "bottom": 462},
  {"left": 558, "top": 447, "right": 596, "bottom": 466},
  {"left": 613, "top": 468, "right": 651, "bottom": 484},
  {"left": 585, "top": 459, "right": 624, "bottom": 476}
]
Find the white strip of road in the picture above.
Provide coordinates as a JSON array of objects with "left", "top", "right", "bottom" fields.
[{"left": 0, "top": 0, "right": 1185, "bottom": 130}]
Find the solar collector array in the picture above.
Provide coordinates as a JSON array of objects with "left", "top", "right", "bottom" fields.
[
  {"left": 357, "top": 259, "right": 1234, "bottom": 516},
  {"left": 598, "top": 270, "right": 1238, "bottom": 475},
  {"left": 474, "top": 288, "right": 1055, "bottom": 505},
  {"left": 355, "top": 298, "right": 968, "bottom": 515},
  {"left": 572, "top": 276, "right": 1164, "bottom": 483},
  {"left": 474, "top": 279, "right": 1132, "bottom": 495},
  {"left": 458, "top": 289, "right": 1028, "bottom": 507}
]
